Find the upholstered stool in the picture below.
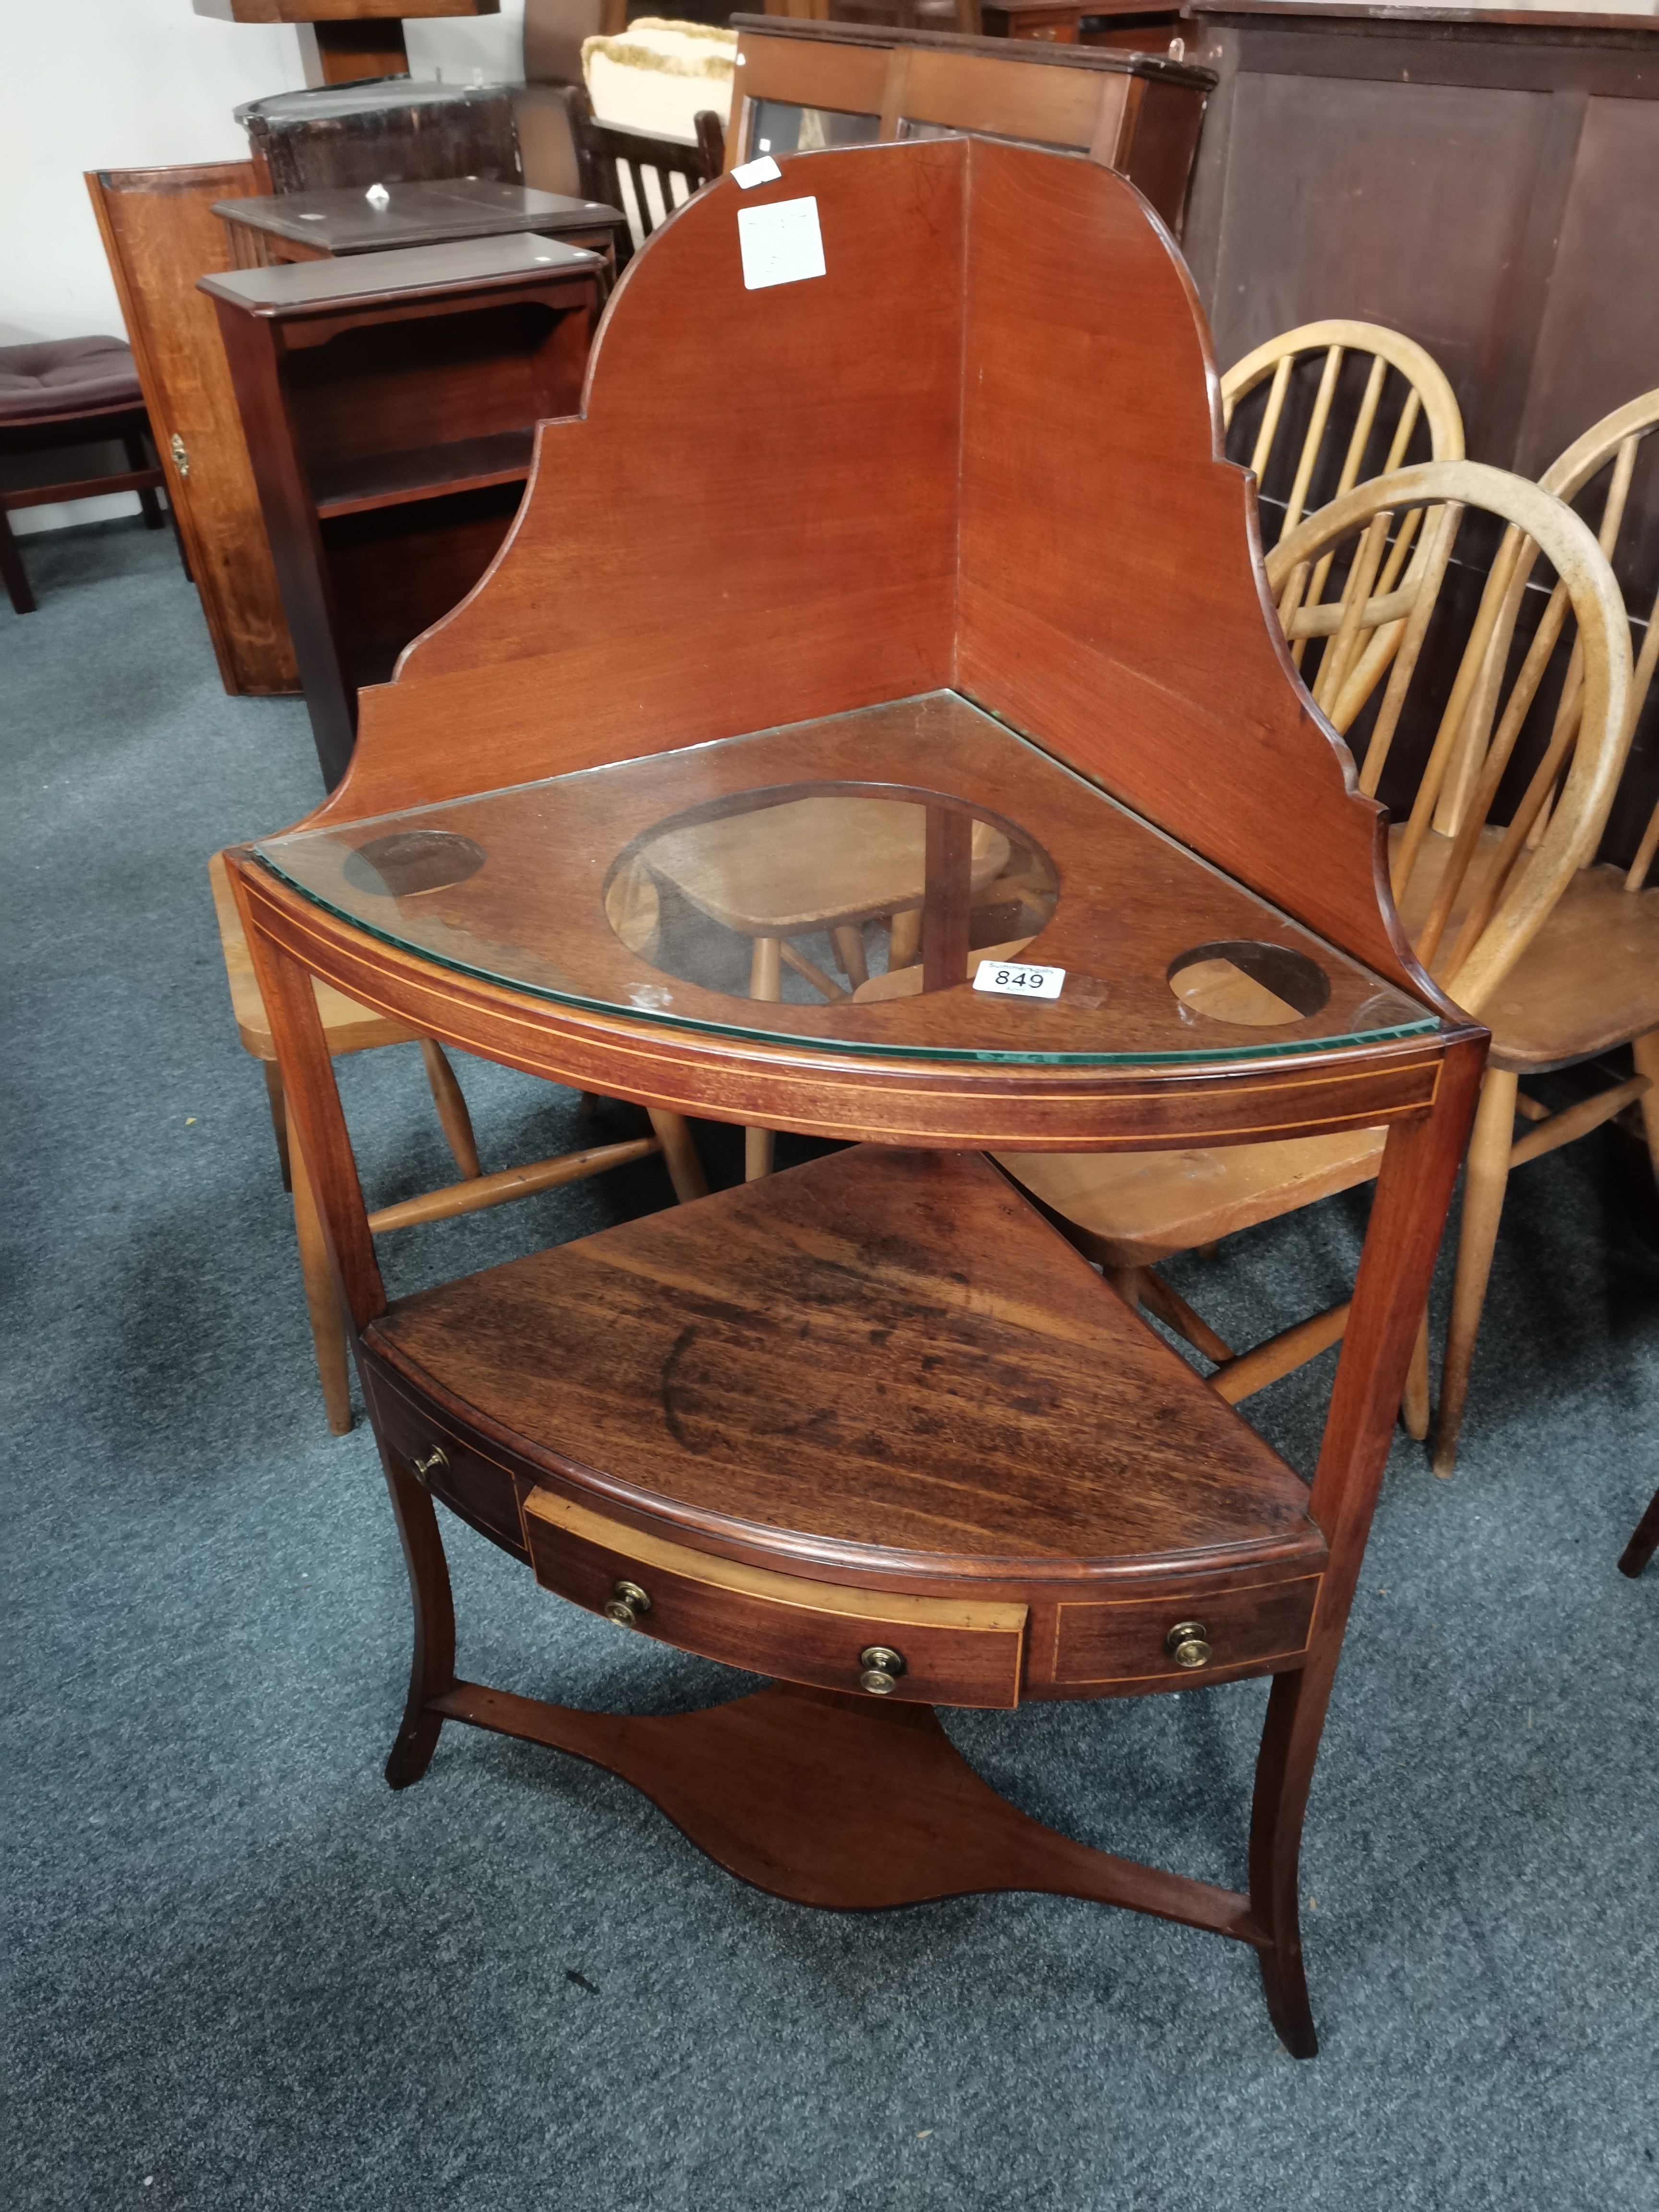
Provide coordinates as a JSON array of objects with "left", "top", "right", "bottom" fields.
[{"left": 0, "top": 337, "right": 171, "bottom": 614}]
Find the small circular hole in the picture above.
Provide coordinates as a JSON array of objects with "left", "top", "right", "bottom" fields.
[
  {"left": 343, "top": 830, "right": 486, "bottom": 898},
  {"left": 1167, "top": 939, "right": 1330, "bottom": 1027}
]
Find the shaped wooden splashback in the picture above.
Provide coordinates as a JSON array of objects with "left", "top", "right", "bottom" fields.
[{"left": 325, "top": 135, "right": 1417, "bottom": 992}]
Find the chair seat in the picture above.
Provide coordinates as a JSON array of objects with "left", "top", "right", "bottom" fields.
[
  {"left": 367, "top": 1145, "right": 1321, "bottom": 1580},
  {"left": 644, "top": 799, "right": 1009, "bottom": 937},
  {"left": 1402, "top": 835, "right": 1659, "bottom": 1069},
  {"left": 0, "top": 337, "right": 143, "bottom": 426},
  {"left": 998, "top": 1126, "right": 1388, "bottom": 1269},
  {"left": 210, "top": 851, "right": 417, "bottom": 1059}
]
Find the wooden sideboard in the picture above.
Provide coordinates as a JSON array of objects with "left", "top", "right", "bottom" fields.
[{"left": 1180, "top": 2, "right": 1659, "bottom": 869}]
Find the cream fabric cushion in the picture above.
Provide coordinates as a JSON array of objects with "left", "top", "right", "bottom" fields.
[{"left": 581, "top": 17, "right": 735, "bottom": 141}]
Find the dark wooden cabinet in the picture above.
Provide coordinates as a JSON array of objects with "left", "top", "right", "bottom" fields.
[
  {"left": 203, "top": 233, "right": 605, "bottom": 787},
  {"left": 1180, "top": 3, "right": 1659, "bottom": 867}
]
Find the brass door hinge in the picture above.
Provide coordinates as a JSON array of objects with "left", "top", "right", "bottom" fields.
[{"left": 169, "top": 432, "right": 190, "bottom": 479}]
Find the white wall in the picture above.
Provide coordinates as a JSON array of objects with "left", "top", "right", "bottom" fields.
[{"left": 0, "top": 0, "right": 525, "bottom": 532}]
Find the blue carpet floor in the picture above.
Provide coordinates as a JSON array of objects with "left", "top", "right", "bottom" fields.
[{"left": 4, "top": 520, "right": 1657, "bottom": 2212}]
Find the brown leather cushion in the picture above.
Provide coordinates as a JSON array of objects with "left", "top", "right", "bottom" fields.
[{"left": 0, "top": 337, "right": 143, "bottom": 425}]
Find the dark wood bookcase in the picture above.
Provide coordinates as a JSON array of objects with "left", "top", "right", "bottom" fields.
[{"left": 203, "top": 232, "right": 604, "bottom": 788}]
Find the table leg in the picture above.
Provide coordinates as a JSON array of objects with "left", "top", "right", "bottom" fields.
[{"left": 380, "top": 1452, "right": 459, "bottom": 1791}]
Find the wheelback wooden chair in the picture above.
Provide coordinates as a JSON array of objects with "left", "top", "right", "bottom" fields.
[
  {"left": 1221, "top": 318, "right": 1464, "bottom": 556},
  {"left": 1002, "top": 455, "right": 1635, "bottom": 1471}
]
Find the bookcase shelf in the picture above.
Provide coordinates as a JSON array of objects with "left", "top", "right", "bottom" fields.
[{"left": 202, "top": 234, "right": 603, "bottom": 787}]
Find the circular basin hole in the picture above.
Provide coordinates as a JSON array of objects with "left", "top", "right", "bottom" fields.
[
  {"left": 1167, "top": 939, "right": 1330, "bottom": 1027},
  {"left": 606, "top": 783, "right": 1057, "bottom": 1004},
  {"left": 343, "top": 830, "right": 486, "bottom": 898}
]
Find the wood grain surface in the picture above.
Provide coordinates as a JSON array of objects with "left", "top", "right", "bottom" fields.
[
  {"left": 293, "top": 135, "right": 1437, "bottom": 1027},
  {"left": 368, "top": 1145, "right": 1322, "bottom": 1582}
]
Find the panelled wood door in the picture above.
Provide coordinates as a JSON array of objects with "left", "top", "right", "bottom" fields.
[{"left": 87, "top": 163, "right": 299, "bottom": 697}]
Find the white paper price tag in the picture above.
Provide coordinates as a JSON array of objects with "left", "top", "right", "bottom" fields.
[
  {"left": 732, "top": 155, "right": 782, "bottom": 189},
  {"left": 737, "top": 196, "right": 826, "bottom": 290},
  {"left": 973, "top": 959, "right": 1065, "bottom": 1000}
]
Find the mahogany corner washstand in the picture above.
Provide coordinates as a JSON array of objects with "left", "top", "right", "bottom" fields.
[{"left": 228, "top": 137, "right": 1487, "bottom": 2056}]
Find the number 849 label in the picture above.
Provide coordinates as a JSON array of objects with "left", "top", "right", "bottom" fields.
[{"left": 972, "top": 959, "right": 1065, "bottom": 1000}]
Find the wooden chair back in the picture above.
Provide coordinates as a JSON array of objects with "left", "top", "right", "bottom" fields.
[
  {"left": 568, "top": 93, "right": 726, "bottom": 263},
  {"left": 721, "top": 16, "right": 1214, "bottom": 234},
  {"left": 1222, "top": 320, "right": 1465, "bottom": 548},
  {"left": 1264, "top": 458, "right": 1632, "bottom": 1017},
  {"left": 1223, "top": 321, "right": 1463, "bottom": 682},
  {"left": 1535, "top": 390, "right": 1659, "bottom": 894}
]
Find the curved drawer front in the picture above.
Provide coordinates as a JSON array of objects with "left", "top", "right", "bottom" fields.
[
  {"left": 523, "top": 1488, "right": 1028, "bottom": 1708},
  {"left": 366, "top": 1370, "right": 530, "bottom": 1562},
  {"left": 1050, "top": 1575, "right": 1321, "bottom": 1688}
]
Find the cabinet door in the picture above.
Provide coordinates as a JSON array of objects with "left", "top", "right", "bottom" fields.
[{"left": 86, "top": 162, "right": 299, "bottom": 697}]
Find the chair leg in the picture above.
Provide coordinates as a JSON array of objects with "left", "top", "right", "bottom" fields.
[
  {"left": 831, "top": 924, "right": 870, "bottom": 989},
  {"left": 1432, "top": 1067, "right": 1517, "bottom": 1479},
  {"left": 380, "top": 1453, "right": 458, "bottom": 1790},
  {"left": 1401, "top": 1306, "right": 1431, "bottom": 1441},
  {"left": 745, "top": 937, "right": 781, "bottom": 1180},
  {"left": 0, "top": 506, "right": 36, "bottom": 615},
  {"left": 289, "top": 1106, "right": 354, "bottom": 1436},
  {"left": 1630, "top": 1029, "right": 1659, "bottom": 1188},
  {"left": 418, "top": 1038, "right": 481, "bottom": 1179},
  {"left": 648, "top": 1108, "right": 709, "bottom": 1202},
  {"left": 262, "top": 1059, "right": 292, "bottom": 1190},
  {"left": 1619, "top": 1486, "right": 1659, "bottom": 1578},
  {"left": 123, "top": 432, "right": 165, "bottom": 529}
]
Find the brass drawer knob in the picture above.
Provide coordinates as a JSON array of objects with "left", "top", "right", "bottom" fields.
[
  {"left": 858, "top": 1644, "right": 906, "bottom": 1695},
  {"left": 412, "top": 1447, "right": 448, "bottom": 1485},
  {"left": 604, "top": 1579, "right": 652, "bottom": 1628},
  {"left": 1165, "top": 1620, "right": 1211, "bottom": 1669}
]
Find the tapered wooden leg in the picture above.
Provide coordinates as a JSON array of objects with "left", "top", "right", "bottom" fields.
[
  {"left": 380, "top": 1456, "right": 458, "bottom": 1790},
  {"left": 648, "top": 1109, "right": 708, "bottom": 1202},
  {"left": 1401, "top": 1307, "right": 1431, "bottom": 1440},
  {"left": 1263, "top": 1034, "right": 1488, "bottom": 2056},
  {"left": 1619, "top": 1486, "right": 1659, "bottom": 1578},
  {"left": 745, "top": 938, "right": 781, "bottom": 1180},
  {"left": 1630, "top": 1029, "right": 1659, "bottom": 1187},
  {"left": 1433, "top": 1068, "right": 1517, "bottom": 1478},
  {"left": 262, "top": 1058, "right": 293, "bottom": 1190},
  {"left": 1248, "top": 1666, "right": 1322, "bottom": 2059},
  {"left": 418, "top": 1038, "right": 481, "bottom": 1179},
  {"left": 289, "top": 1105, "right": 354, "bottom": 1435}
]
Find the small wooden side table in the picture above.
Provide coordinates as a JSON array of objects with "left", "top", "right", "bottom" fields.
[
  {"left": 215, "top": 179, "right": 630, "bottom": 282},
  {"left": 202, "top": 233, "right": 605, "bottom": 788}
]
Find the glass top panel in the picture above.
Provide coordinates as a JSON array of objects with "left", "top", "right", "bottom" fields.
[{"left": 254, "top": 692, "right": 1434, "bottom": 1066}]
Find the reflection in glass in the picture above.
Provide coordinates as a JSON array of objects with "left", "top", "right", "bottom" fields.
[
  {"left": 749, "top": 100, "right": 881, "bottom": 160},
  {"left": 608, "top": 785, "right": 1058, "bottom": 1007}
]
